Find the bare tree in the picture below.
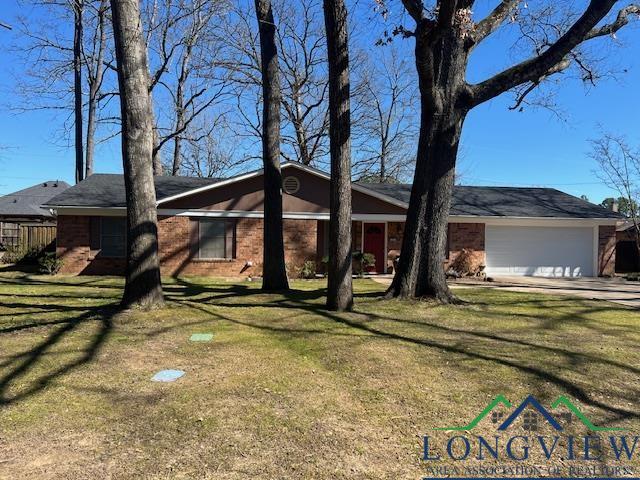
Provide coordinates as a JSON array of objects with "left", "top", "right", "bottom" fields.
[
  {"left": 223, "top": 0, "right": 331, "bottom": 166},
  {"left": 141, "top": 0, "right": 230, "bottom": 175},
  {"left": 255, "top": 0, "right": 289, "bottom": 291},
  {"left": 179, "top": 114, "right": 250, "bottom": 177},
  {"left": 323, "top": 0, "right": 353, "bottom": 311},
  {"left": 276, "top": 0, "right": 330, "bottom": 165},
  {"left": 352, "top": 48, "right": 417, "bottom": 183},
  {"left": 592, "top": 133, "right": 640, "bottom": 261},
  {"left": 84, "top": 0, "right": 111, "bottom": 177},
  {"left": 13, "top": 0, "right": 117, "bottom": 179},
  {"left": 73, "top": 0, "right": 84, "bottom": 183},
  {"left": 110, "top": 0, "right": 164, "bottom": 309},
  {"left": 382, "top": 0, "right": 640, "bottom": 302}
]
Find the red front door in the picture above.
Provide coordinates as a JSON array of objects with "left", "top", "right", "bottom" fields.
[{"left": 363, "top": 223, "right": 385, "bottom": 273}]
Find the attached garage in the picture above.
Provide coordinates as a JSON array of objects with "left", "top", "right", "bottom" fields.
[{"left": 485, "top": 225, "right": 595, "bottom": 277}]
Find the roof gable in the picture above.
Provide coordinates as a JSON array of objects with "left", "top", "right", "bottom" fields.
[
  {"left": 156, "top": 162, "right": 408, "bottom": 209},
  {"left": 159, "top": 164, "right": 408, "bottom": 215}
]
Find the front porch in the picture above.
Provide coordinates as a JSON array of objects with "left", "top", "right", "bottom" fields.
[{"left": 316, "top": 220, "right": 405, "bottom": 274}]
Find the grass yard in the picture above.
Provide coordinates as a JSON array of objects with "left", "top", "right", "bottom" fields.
[{"left": 1, "top": 272, "right": 640, "bottom": 479}]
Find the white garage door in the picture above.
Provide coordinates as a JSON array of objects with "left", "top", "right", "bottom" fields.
[{"left": 485, "top": 225, "right": 594, "bottom": 277}]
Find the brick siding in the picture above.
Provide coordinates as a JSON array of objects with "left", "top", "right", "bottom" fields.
[
  {"left": 598, "top": 225, "right": 616, "bottom": 276},
  {"left": 446, "top": 223, "right": 486, "bottom": 270},
  {"left": 57, "top": 215, "right": 317, "bottom": 278},
  {"left": 57, "top": 215, "right": 612, "bottom": 278}
]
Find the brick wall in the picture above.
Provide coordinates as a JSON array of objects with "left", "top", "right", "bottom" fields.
[
  {"left": 598, "top": 225, "right": 616, "bottom": 277},
  {"left": 57, "top": 215, "right": 317, "bottom": 278},
  {"left": 446, "top": 223, "right": 486, "bottom": 269},
  {"left": 57, "top": 216, "right": 493, "bottom": 277},
  {"left": 56, "top": 215, "right": 126, "bottom": 275},
  {"left": 381, "top": 221, "right": 486, "bottom": 273}
]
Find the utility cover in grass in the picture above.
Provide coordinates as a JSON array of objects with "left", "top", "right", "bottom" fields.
[
  {"left": 152, "top": 370, "right": 185, "bottom": 382},
  {"left": 190, "top": 333, "right": 214, "bottom": 342}
]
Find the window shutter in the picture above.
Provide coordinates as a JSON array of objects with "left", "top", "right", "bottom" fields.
[
  {"left": 89, "top": 217, "right": 101, "bottom": 251},
  {"left": 189, "top": 218, "right": 199, "bottom": 259},
  {"left": 225, "top": 219, "right": 236, "bottom": 259}
]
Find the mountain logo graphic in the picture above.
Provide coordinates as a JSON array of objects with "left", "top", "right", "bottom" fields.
[{"left": 435, "top": 394, "right": 624, "bottom": 432}]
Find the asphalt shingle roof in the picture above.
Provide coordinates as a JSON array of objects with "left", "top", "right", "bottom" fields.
[
  {"left": 45, "top": 174, "right": 221, "bottom": 208},
  {"left": 362, "top": 183, "right": 621, "bottom": 219},
  {"left": 46, "top": 171, "right": 620, "bottom": 220},
  {"left": 0, "top": 180, "right": 71, "bottom": 218}
]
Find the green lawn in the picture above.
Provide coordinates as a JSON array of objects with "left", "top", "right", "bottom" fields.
[{"left": 1, "top": 272, "right": 639, "bottom": 479}]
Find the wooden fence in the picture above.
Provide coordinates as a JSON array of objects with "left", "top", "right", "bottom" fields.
[{"left": 0, "top": 223, "right": 57, "bottom": 251}]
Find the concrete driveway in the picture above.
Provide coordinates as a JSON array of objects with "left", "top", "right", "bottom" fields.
[
  {"left": 371, "top": 275, "right": 640, "bottom": 308},
  {"left": 460, "top": 276, "right": 640, "bottom": 309}
]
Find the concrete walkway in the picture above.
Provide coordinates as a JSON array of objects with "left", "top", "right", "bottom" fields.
[{"left": 372, "top": 275, "right": 640, "bottom": 309}]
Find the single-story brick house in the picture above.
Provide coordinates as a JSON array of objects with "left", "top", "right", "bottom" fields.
[{"left": 44, "top": 162, "right": 619, "bottom": 278}]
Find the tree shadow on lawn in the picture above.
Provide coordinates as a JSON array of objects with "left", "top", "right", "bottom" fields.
[
  {"left": 0, "top": 303, "right": 116, "bottom": 407},
  {"left": 1, "top": 275, "right": 638, "bottom": 426},
  {"left": 166, "top": 278, "right": 640, "bottom": 427}
]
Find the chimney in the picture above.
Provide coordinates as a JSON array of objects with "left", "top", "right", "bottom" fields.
[{"left": 612, "top": 200, "right": 619, "bottom": 213}]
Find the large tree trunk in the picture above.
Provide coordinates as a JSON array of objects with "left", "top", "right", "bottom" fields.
[
  {"left": 73, "top": 0, "right": 84, "bottom": 184},
  {"left": 386, "top": 25, "right": 468, "bottom": 303},
  {"left": 323, "top": 0, "right": 353, "bottom": 311},
  {"left": 85, "top": 0, "right": 108, "bottom": 178},
  {"left": 255, "top": 0, "right": 289, "bottom": 292},
  {"left": 110, "top": 0, "right": 164, "bottom": 309}
]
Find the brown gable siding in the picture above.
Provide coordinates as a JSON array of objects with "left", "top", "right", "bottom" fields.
[{"left": 161, "top": 169, "right": 407, "bottom": 215}]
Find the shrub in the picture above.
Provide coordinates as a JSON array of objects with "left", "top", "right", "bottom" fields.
[
  {"left": 352, "top": 251, "right": 376, "bottom": 277},
  {"left": 361, "top": 253, "right": 375, "bottom": 269},
  {"left": 38, "top": 252, "right": 64, "bottom": 275},
  {"left": 1, "top": 245, "right": 44, "bottom": 264},
  {"left": 299, "top": 260, "right": 316, "bottom": 279},
  {"left": 449, "top": 248, "right": 476, "bottom": 277}
]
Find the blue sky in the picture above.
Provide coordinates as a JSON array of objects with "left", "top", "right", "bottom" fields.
[{"left": 0, "top": 0, "right": 638, "bottom": 205}]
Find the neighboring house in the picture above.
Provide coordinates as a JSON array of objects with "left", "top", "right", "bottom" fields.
[
  {"left": 0, "top": 180, "right": 70, "bottom": 250},
  {"left": 616, "top": 220, "right": 639, "bottom": 272},
  {"left": 44, "top": 163, "right": 619, "bottom": 278}
]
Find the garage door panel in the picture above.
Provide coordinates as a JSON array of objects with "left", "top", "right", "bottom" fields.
[{"left": 485, "top": 225, "right": 594, "bottom": 277}]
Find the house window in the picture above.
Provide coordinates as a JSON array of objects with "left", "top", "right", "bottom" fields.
[
  {"left": 199, "top": 219, "right": 231, "bottom": 259},
  {"left": 101, "top": 217, "right": 126, "bottom": 257}
]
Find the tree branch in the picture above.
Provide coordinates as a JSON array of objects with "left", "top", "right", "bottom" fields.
[
  {"left": 585, "top": 4, "right": 640, "bottom": 39},
  {"left": 401, "top": 0, "right": 424, "bottom": 22},
  {"left": 470, "top": 0, "right": 638, "bottom": 107},
  {"left": 473, "top": 0, "right": 520, "bottom": 43}
]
